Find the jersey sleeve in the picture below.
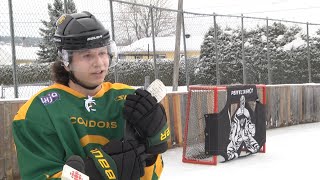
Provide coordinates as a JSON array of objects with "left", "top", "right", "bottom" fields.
[{"left": 12, "top": 97, "right": 65, "bottom": 180}]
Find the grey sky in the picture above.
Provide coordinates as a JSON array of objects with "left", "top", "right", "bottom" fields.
[
  {"left": 1, "top": 0, "right": 319, "bottom": 37},
  {"left": 182, "top": 0, "right": 320, "bottom": 23}
]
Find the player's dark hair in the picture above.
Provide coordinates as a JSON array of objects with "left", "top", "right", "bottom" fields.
[{"left": 51, "top": 61, "right": 69, "bottom": 86}]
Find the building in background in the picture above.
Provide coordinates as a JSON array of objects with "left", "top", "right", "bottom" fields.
[
  {"left": 0, "top": 45, "right": 39, "bottom": 65},
  {"left": 118, "top": 35, "right": 203, "bottom": 60}
]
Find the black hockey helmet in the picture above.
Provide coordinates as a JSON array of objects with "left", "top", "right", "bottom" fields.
[{"left": 53, "top": 11, "right": 110, "bottom": 51}]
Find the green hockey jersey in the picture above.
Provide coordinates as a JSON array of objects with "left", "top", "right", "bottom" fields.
[{"left": 12, "top": 82, "right": 164, "bottom": 180}]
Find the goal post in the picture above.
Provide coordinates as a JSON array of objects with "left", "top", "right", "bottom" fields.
[{"left": 182, "top": 84, "right": 266, "bottom": 165}]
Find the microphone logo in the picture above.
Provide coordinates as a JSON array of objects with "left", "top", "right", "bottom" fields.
[{"left": 70, "top": 170, "right": 83, "bottom": 180}]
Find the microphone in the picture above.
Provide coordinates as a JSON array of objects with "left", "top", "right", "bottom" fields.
[{"left": 61, "top": 155, "right": 89, "bottom": 180}]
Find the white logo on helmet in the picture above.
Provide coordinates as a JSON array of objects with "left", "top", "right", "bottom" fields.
[
  {"left": 53, "top": 37, "right": 61, "bottom": 42},
  {"left": 87, "top": 35, "right": 103, "bottom": 41}
]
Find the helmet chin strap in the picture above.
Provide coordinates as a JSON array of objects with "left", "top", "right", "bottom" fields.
[{"left": 69, "top": 71, "right": 99, "bottom": 90}]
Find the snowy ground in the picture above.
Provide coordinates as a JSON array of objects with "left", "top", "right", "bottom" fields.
[{"left": 161, "top": 122, "right": 320, "bottom": 179}]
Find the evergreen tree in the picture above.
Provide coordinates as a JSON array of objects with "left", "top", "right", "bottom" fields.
[
  {"left": 302, "top": 28, "right": 320, "bottom": 83},
  {"left": 219, "top": 27, "right": 243, "bottom": 84},
  {"left": 37, "top": 0, "right": 77, "bottom": 63},
  {"left": 196, "top": 22, "right": 308, "bottom": 85},
  {"left": 265, "top": 23, "right": 303, "bottom": 84},
  {"left": 195, "top": 27, "right": 218, "bottom": 85},
  {"left": 195, "top": 26, "right": 243, "bottom": 85}
]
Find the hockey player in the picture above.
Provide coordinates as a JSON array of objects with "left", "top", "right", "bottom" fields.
[{"left": 12, "top": 11, "right": 169, "bottom": 180}]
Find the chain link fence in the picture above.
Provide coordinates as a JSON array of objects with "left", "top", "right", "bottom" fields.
[
  {"left": 0, "top": 1, "right": 11, "bottom": 85},
  {"left": 1, "top": 0, "right": 50, "bottom": 99},
  {"left": 1, "top": 0, "right": 320, "bottom": 98}
]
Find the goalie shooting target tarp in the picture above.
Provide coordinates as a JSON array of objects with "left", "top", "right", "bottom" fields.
[{"left": 204, "top": 85, "right": 266, "bottom": 161}]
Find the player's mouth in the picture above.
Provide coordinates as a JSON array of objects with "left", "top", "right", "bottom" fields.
[
  {"left": 91, "top": 70, "right": 105, "bottom": 78},
  {"left": 92, "top": 70, "right": 104, "bottom": 74}
]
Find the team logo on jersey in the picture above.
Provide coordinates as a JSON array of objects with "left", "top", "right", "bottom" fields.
[
  {"left": 40, "top": 92, "right": 60, "bottom": 105},
  {"left": 114, "top": 94, "right": 127, "bottom": 101},
  {"left": 85, "top": 96, "right": 96, "bottom": 112}
]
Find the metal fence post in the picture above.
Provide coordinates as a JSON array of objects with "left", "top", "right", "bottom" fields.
[
  {"left": 150, "top": 6, "right": 158, "bottom": 80},
  {"left": 109, "top": 0, "right": 118, "bottom": 82},
  {"left": 64, "top": 0, "right": 68, "bottom": 13},
  {"left": 181, "top": 12, "right": 189, "bottom": 89},
  {"left": 241, "top": 14, "right": 247, "bottom": 84},
  {"left": 213, "top": 13, "right": 220, "bottom": 85},
  {"left": 0, "top": 84, "right": 4, "bottom": 99},
  {"left": 109, "top": 0, "right": 115, "bottom": 42},
  {"left": 173, "top": 0, "right": 183, "bottom": 91},
  {"left": 267, "top": 17, "right": 271, "bottom": 84},
  {"left": 144, "top": 76, "right": 150, "bottom": 90},
  {"left": 8, "top": 0, "right": 18, "bottom": 98},
  {"left": 307, "top": 22, "right": 311, "bottom": 83}
]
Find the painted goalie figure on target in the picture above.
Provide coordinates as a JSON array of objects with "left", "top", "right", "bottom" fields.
[{"left": 227, "top": 95, "right": 260, "bottom": 160}]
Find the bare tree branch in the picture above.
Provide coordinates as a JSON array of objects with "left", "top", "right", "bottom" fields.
[{"left": 114, "top": 0, "right": 175, "bottom": 45}]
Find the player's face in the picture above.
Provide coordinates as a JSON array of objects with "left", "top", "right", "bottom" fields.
[{"left": 69, "top": 46, "right": 110, "bottom": 87}]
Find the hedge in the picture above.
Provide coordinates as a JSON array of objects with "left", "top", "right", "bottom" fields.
[{"left": 0, "top": 58, "right": 198, "bottom": 86}]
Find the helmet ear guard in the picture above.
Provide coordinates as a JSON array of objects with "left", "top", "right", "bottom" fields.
[
  {"left": 58, "top": 50, "right": 71, "bottom": 67},
  {"left": 108, "top": 40, "right": 118, "bottom": 68}
]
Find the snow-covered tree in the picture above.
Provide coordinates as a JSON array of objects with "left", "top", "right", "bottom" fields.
[
  {"left": 196, "top": 21, "right": 313, "bottom": 85},
  {"left": 37, "top": 0, "right": 77, "bottom": 63},
  {"left": 195, "top": 26, "right": 244, "bottom": 85},
  {"left": 303, "top": 29, "right": 320, "bottom": 82},
  {"left": 195, "top": 26, "right": 220, "bottom": 85}
]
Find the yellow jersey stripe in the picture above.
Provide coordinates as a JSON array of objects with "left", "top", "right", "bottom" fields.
[
  {"left": 80, "top": 135, "right": 110, "bottom": 147},
  {"left": 50, "top": 83, "right": 85, "bottom": 98},
  {"left": 155, "top": 154, "right": 163, "bottom": 177},
  {"left": 49, "top": 171, "right": 62, "bottom": 178},
  {"left": 13, "top": 85, "right": 56, "bottom": 121},
  {"left": 140, "top": 155, "right": 163, "bottom": 180},
  {"left": 95, "top": 82, "right": 133, "bottom": 97},
  {"left": 13, "top": 82, "right": 133, "bottom": 121}
]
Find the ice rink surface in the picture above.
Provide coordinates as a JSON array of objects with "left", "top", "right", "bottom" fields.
[{"left": 161, "top": 122, "right": 320, "bottom": 179}]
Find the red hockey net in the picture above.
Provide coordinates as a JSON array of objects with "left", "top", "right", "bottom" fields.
[{"left": 182, "top": 85, "right": 266, "bottom": 165}]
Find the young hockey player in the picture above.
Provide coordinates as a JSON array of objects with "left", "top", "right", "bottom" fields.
[{"left": 12, "top": 11, "right": 169, "bottom": 180}]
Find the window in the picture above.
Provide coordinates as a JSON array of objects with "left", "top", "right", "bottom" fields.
[{"left": 135, "top": 55, "right": 142, "bottom": 59}]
